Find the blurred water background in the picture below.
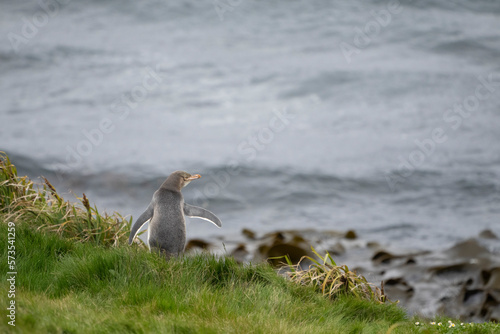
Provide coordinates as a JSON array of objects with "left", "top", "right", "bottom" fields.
[{"left": 1, "top": 0, "right": 499, "bottom": 250}]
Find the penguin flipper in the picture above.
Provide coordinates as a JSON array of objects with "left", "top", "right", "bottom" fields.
[
  {"left": 183, "top": 203, "right": 222, "bottom": 228},
  {"left": 129, "top": 201, "right": 154, "bottom": 245}
]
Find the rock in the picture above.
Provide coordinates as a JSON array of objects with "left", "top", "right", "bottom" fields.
[
  {"left": 185, "top": 239, "right": 210, "bottom": 251},
  {"left": 385, "top": 277, "right": 407, "bottom": 286},
  {"left": 328, "top": 242, "right": 345, "bottom": 256},
  {"left": 490, "top": 306, "right": 500, "bottom": 323},
  {"left": 367, "top": 241, "right": 381, "bottom": 248},
  {"left": 258, "top": 244, "right": 270, "bottom": 256},
  {"left": 444, "top": 239, "right": 490, "bottom": 259},
  {"left": 344, "top": 230, "right": 357, "bottom": 239},
  {"left": 383, "top": 277, "right": 414, "bottom": 302},
  {"left": 484, "top": 267, "right": 500, "bottom": 290},
  {"left": 463, "top": 289, "right": 484, "bottom": 305},
  {"left": 242, "top": 228, "right": 256, "bottom": 239},
  {"left": 262, "top": 231, "right": 286, "bottom": 244},
  {"left": 431, "top": 263, "right": 469, "bottom": 277},
  {"left": 231, "top": 244, "right": 249, "bottom": 263},
  {"left": 255, "top": 230, "right": 313, "bottom": 265},
  {"left": 479, "top": 229, "right": 498, "bottom": 239},
  {"left": 266, "top": 243, "right": 309, "bottom": 266},
  {"left": 372, "top": 250, "right": 395, "bottom": 264},
  {"left": 292, "top": 235, "right": 306, "bottom": 243}
]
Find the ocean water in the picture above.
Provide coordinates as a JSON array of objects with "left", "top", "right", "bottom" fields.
[{"left": 1, "top": 0, "right": 499, "bottom": 250}]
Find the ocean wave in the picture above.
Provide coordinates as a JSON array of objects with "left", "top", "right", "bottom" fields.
[
  {"left": 0, "top": 45, "right": 107, "bottom": 72},
  {"left": 430, "top": 39, "right": 500, "bottom": 63},
  {"left": 403, "top": 0, "right": 500, "bottom": 13},
  {"left": 0, "top": 50, "right": 44, "bottom": 70},
  {"left": 7, "top": 151, "right": 498, "bottom": 208}
]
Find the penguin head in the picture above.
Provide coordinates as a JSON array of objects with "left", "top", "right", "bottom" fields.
[{"left": 163, "top": 171, "right": 201, "bottom": 191}]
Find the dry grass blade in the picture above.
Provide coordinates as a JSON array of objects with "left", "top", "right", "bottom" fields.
[
  {"left": 42, "top": 176, "right": 63, "bottom": 203},
  {"left": 82, "top": 193, "right": 91, "bottom": 211}
]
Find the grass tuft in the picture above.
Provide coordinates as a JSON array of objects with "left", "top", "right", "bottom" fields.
[
  {"left": 0, "top": 151, "right": 134, "bottom": 247},
  {"left": 283, "top": 247, "right": 390, "bottom": 304}
]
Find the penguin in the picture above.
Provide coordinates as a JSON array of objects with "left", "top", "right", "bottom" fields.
[{"left": 128, "top": 171, "right": 222, "bottom": 258}]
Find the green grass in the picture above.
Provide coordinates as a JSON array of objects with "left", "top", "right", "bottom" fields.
[
  {"left": 1, "top": 222, "right": 410, "bottom": 333},
  {"left": 1, "top": 224, "right": 498, "bottom": 334},
  {"left": 1, "top": 152, "right": 499, "bottom": 333}
]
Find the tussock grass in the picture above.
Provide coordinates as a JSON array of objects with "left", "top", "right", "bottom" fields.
[
  {"left": 284, "top": 248, "right": 390, "bottom": 304},
  {"left": 0, "top": 151, "right": 133, "bottom": 246}
]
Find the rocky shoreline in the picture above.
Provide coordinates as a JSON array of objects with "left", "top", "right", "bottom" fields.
[{"left": 186, "top": 228, "right": 500, "bottom": 322}]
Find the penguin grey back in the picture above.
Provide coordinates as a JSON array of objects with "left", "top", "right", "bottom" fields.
[
  {"left": 148, "top": 188, "right": 185, "bottom": 256},
  {"left": 128, "top": 171, "right": 222, "bottom": 259}
]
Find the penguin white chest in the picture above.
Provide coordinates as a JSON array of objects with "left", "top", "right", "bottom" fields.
[{"left": 146, "top": 223, "right": 151, "bottom": 250}]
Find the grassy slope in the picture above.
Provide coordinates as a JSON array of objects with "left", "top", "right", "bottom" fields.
[
  {"left": 1, "top": 222, "right": 409, "bottom": 334},
  {"left": 2, "top": 224, "right": 500, "bottom": 334}
]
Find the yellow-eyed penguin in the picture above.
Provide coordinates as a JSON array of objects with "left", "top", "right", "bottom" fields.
[{"left": 128, "top": 171, "right": 222, "bottom": 258}]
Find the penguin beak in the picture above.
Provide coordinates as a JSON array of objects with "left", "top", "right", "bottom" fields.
[{"left": 187, "top": 174, "right": 201, "bottom": 181}]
